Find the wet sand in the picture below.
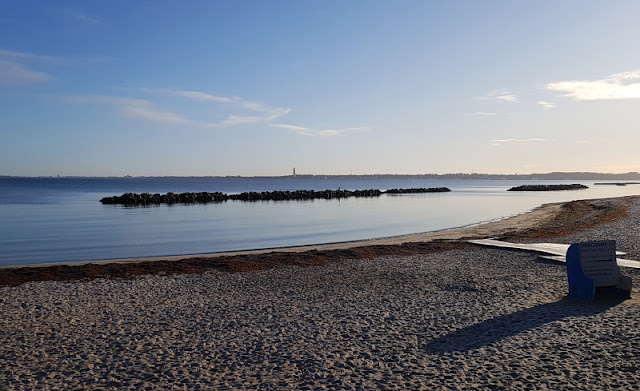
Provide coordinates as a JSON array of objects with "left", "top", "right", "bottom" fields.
[{"left": 1, "top": 195, "right": 639, "bottom": 389}]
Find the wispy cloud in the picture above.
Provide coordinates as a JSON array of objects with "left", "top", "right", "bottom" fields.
[
  {"left": 491, "top": 138, "right": 555, "bottom": 146},
  {"left": 212, "top": 114, "right": 286, "bottom": 127},
  {"left": 65, "top": 95, "right": 197, "bottom": 125},
  {"left": 0, "top": 49, "right": 62, "bottom": 63},
  {"left": 67, "top": 90, "right": 364, "bottom": 135},
  {"left": 205, "top": 106, "right": 291, "bottom": 127},
  {"left": 140, "top": 88, "right": 292, "bottom": 126},
  {"left": 0, "top": 48, "right": 61, "bottom": 85},
  {"left": 69, "top": 93, "right": 280, "bottom": 128},
  {"left": 64, "top": 95, "right": 148, "bottom": 106},
  {"left": 122, "top": 105, "right": 194, "bottom": 125},
  {"left": 271, "top": 124, "right": 370, "bottom": 137},
  {"left": 546, "top": 70, "right": 640, "bottom": 100},
  {"left": 464, "top": 112, "right": 497, "bottom": 116},
  {"left": 55, "top": 9, "right": 99, "bottom": 25},
  {"left": 0, "top": 60, "right": 50, "bottom": 84},
  {"left": 474, "top": 89, "right": 518, "bottom": 103},
  {"left": 537, "top": 101, "right": 557, "bottom": 110},
  {"left": 139, "top": 88, "right": 234, "bottom": 103}
]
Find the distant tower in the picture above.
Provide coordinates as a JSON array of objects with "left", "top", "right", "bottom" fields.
[{"left": 293, "top": 167, "right": 296, "bottom": 177}]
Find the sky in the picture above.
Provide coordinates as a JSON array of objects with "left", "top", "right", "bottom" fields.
[{"left": 1, "top": 1, "right": 640, "bottom": 177}]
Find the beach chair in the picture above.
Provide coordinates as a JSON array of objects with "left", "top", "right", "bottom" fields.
[{"left": 566, "top": 240, "right": 632, "bottom": 299}]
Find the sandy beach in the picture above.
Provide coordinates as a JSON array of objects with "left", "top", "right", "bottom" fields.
[{"left": 1, "top": 196, "right": 640, "bottom": 390}]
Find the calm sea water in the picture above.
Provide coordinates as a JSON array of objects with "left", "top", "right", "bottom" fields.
[{"left": 1, "top": 177, "right": 639, "bottom": 266}]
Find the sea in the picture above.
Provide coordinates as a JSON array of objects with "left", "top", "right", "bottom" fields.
[{"left": 1, "top": 176, "right": 639, "bottom": 267}]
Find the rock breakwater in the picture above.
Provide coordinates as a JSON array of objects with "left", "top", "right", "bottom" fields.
[
  {"left": 385, "top": 187, "right": 451, "bottom": 194},
  {"left": 507, "top": 184, "right": 588, "bottom": 191},
  {"left": 100, "top": 188, "right": 451, "bottom": 206}
]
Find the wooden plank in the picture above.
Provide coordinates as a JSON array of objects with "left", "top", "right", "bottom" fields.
[{"left": 468, "top": 239, "right": 640, "bottom": 269}]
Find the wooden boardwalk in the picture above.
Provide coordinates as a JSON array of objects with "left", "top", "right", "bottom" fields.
[{"left": 469, "top": 239, "right": 640, "bottom": 269}]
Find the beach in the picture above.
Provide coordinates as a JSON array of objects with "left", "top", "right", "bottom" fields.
[{"left": 1, "top": 196, "right": 640, "bottom": 390}]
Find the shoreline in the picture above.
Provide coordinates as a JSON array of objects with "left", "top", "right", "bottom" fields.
[
  {"left": 1, "top": 199, "right": 563, "bottom": 269},
  {"left": 2, "top": 195, "right": 640, "bottom": 389},
  {"left": 0, "top": 195, "right": 636, "bottom": 287}
]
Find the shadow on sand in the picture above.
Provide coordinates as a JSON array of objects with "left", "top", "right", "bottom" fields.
[{"left": 423, "top": 294, "right": 627, "bottom": 353}]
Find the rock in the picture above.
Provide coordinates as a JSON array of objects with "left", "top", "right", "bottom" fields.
[
  {"left": 507, "top": 184, "right": 588, "bottom": 191},
  {"left": 99, "top": 187, "right": 456, "bottom": 205},
  {"left": 384, "top": 187, "right": 451, "bottom": 194}
]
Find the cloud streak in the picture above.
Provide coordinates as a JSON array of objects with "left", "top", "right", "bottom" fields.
[
  {"left": 140, "top": 88, "right": 292, "bottom": 126},
  {"left": 271, "top": 124, "right": 370, "bottom": 137},
  {"left": 0, "top": 60, "right": 50, "bottom": 84},
  {"left": 546, "top": 70, "right": 640, "bottom": 100},
  {"left": 464, "top": 112, "right": 497, "bottom": 116},
  {"left": 474, "top": 89, "right": 518, "bottom": 103},
  {"left": 122, "top": 105, "right": 194, "bottom": 125},
  {"left": 57, "top": 9, "right": 99, "bottom": 25},
  {"left": 0, "top": 49, "right": 62, "bottom": 63},
  {"left": 0, "top": 48, "right": 61, "bottom": 85},
  {"left": 139, "top": 88, "right": 234, "bottom": 103},
  {"left": 537, "top": 101, "right": 557, "bottom": 109},
  {"left": 64, "top": 95, "right": 197, "bottom": 125},
  {"left": 67, "top": 90, "right": 364, "bottom": 136},
  {"left": 491, "top": 138, "right": 555, "bottom": 146}
]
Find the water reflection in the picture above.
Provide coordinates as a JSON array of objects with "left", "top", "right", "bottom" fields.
[{"left": 0, "top": 180, "right": 639, "bottom": 265}]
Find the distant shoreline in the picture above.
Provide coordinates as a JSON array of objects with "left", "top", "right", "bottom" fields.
[{"left": 3, "top": 171, "right": 640, "bottom": 180}]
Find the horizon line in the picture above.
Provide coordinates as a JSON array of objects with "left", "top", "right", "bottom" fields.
[{"left": 2, "top": 171, "right": 640, "bottom": 179}]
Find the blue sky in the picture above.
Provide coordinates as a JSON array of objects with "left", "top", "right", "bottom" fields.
[{"left": 2, "top": 1, "right": 640, "bottom": 176}]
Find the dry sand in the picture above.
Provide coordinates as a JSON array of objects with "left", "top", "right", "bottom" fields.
[{"left": 1, "top": 196, "right": 639, "bottom": 390}]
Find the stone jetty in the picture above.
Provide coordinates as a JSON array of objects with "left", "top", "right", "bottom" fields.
[
  {"left": 100, "top": 188, "right": 451, "bottom": 206},
  {"left": 100, "top": 192, "right": 228, "bottom": 205},
  {"left": 507, "top": 184, "right": 588, "bottom": 191},
  {"left": 594, "top": 182, "right": 640, "bottom": 186},
  {"left": 385, "top": 187, "right": 451, "bottom": 194}
]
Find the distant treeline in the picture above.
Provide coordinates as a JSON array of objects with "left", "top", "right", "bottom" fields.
[
  {"left": 7, "top": 171, "right": 640, "bottom": 180},
  {"left": 100, "top": 187, "right": 451, "bottom": 205},
  {"left": 283, "top": 172, "right": 640, "bottom": 180}
]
